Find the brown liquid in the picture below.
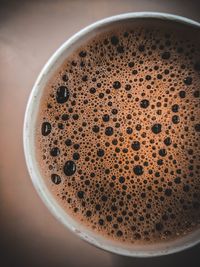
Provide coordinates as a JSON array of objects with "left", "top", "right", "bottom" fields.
[{"left": 36, "top": 22, "right": 200, "bottom": 245}]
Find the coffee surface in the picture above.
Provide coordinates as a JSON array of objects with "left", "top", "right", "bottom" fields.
[{"left": 36, "top": 23, "right": 200, "bottom": 245}]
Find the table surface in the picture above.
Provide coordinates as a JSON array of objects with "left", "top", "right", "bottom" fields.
[{"left": 1, "top": 0, "right": 200, "bottom": 266}]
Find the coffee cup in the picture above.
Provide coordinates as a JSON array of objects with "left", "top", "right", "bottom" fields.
[{"left": 24, "top": 12, "right": 200, "bottom": 257}]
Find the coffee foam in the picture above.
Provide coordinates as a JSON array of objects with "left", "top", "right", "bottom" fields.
[{"left": 36, "top": 24, "right": 200, "bottom": 245}]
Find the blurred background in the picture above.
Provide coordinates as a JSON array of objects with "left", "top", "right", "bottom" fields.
[{"left": 1, "top": 0, "right": 200, "bottom": 266}]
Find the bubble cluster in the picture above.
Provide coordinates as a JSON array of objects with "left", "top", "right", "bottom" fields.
[{"left": 36, "top": 24, "right": 200, "bottom": 245}]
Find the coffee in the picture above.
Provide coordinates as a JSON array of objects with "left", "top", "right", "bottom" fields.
[{"left": 36, "top": 22, "right": 200, "bottom": 245}]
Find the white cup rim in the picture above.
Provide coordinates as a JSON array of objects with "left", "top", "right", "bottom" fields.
[{"left": 23, "top": 12, "right": 200, "bottom": 257}]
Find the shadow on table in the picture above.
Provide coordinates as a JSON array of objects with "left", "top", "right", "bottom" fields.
[{"left": 113, "top": 243, "right": 200, "bottom": 267}]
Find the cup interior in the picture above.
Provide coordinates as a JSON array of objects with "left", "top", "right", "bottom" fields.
[{"left": 23, "top": 12, "right": 200, "bottom": 257}]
